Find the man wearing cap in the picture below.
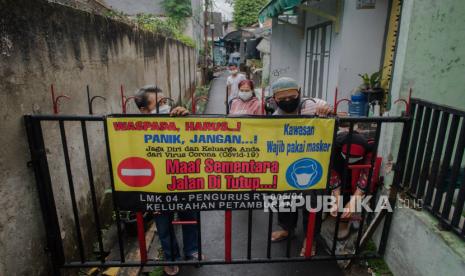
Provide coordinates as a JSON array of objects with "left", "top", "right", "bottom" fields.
[{"left": 270, "top": 77, "right": 331, "bottom": 256}]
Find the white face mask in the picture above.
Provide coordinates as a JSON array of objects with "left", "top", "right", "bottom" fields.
[
  {"left": 230, "top": 69, "right": 238, "bottom": 75},
  {"left": 293, "top": 164, "right": 317, "bottom": 186},
  {"left": 152, "top": 105, "right": 171, "bottom": 114},
  {"left": 238, "top": 91, "right": 253, "bottom": 101},
  {"left": 341, "top": 152, "right": 364, "bottom": 164}
]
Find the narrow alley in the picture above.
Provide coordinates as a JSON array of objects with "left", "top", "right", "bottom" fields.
[
  {"left": 3, "top": 1, "right": 465, "bottom": 276},
  {"left": 180, "top": 72, "right": 344, "bottom": 276}
]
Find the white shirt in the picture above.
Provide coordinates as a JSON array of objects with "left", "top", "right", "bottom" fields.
[{"left": 226, "top": 73, "right": 246, "bottom": 101}]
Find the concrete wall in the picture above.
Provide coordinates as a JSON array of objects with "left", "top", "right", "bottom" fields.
[
  {"left": 269, "top": 18, "right": 303, "bottom": 85},
  {"left": 377, "top": 1, "right": 465, "bottom": 275},
  {"left": 0, "top": 1, "right": 195, "bottom": 275},
  {"left": 374, "top": 196, "right": 465, "bottom": 276},
  {"left": 390, "top": 0, "right": 465, "bottom": 110},
  {"left": 103, "top": 0, "right": 166, "bottom": 15},
  {"left": 336, "top": 0, "right": 389, "bottom": 101}
]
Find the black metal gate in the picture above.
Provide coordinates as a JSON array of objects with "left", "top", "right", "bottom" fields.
[
  {"left": 398, "top": 98, "right": 465, "bottom": 239},
  {"left": 24, "top": 114, "right": 411, "bottom": 275}
]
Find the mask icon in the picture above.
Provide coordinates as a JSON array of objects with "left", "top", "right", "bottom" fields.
[
  {"left": 286, "top": 158, "right": 323, "bottom": 189},
  {"left": 293, "top": 164, "right": 317, "bottom": 186}
]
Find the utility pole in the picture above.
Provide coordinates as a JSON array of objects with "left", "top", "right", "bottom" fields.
[
  {"left": 203, "top": 0, "right": 209, "bottom": 84},
  {"left": 210, "top": 0, "right": 215, "bottom": 67},
  {"left": 211, "top": 24, "right": 215, "bottom": 66}
]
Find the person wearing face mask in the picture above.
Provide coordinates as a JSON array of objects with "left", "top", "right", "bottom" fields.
[
  {"left": 134, "top": 85, "right": 189, "bottom": 116},
  {"left": 229, "top": 80, "right": 264, "bottom": 115},
  {"left": 328, "top": 129, "right": 373, "bottom": 240},
  {"left": 269, "top": 77, "right": 332, "bottom": 256},
  {"left": 226, "top": 63, "right": 246, "bottom": 104},
  {"left": 134, "top": 85, "right": 199, "bottom": 276}
]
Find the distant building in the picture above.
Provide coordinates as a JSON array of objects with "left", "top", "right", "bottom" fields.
[
  {"left": 208, "top": 12, "right": 223, "bottom": 40},
  {"left": 260, "top": 0, "right": 392, "bottom": 107}
]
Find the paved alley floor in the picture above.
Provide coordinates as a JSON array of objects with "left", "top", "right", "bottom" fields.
[{"left": 179, "top": 72, "right": 344, "bottom": 276}]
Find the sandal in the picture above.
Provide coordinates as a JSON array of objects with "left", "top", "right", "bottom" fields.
[
  {"left": 163, "top": 265, "right": 179, "bottom": 276},
  {"left": 271, "top": 230, "right": 291, "bottom": 242},
  {"left": 187, "top": 252, "right": 206, "bottom": 261},
  {"left": 299, "top": 238, "right": 317, "bottom": 257}
]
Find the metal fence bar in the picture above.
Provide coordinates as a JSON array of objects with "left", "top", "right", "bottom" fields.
[
  {"left": 403, "top": 104, "right": 423, "bottom": 189},
  {"left": 197, "top": 212, "right": 203, "bottom": 261},
  {"left": 440, "top": 120, "right": 465, "bottom": 222},
  {"left": 424, "top": 112, "right": 449, "bottom": 206},
  {"left": 432, "top": 115, "right": 460, "bottom": 213},
  {"left": 59, "top": 121, "right": 86, "bottom": 263},
  {"left": 61, "top": 252, "right": 381, "bottom": 268},
  {"left": 409, "top": 107, "right": 432, "bottom": 196},
  {"left": 304, "top": 210, "right": 316, "bottom": 258},
  {"left": 103, "top": 120, "right": 126, "bottom": 262},
  {"left": 266, "top": 212, "right": 273, "bottom": 258},
  {"left": 169, "top": 213, "right": 176, "bottom": 261},
  {"left": 416, "top": 109, "right": 440, "bottom": 199},
  {"left": 25, "top": 116, "right": 65, "bottom": 275},
  {"left": 332, "top": 122, "right": 354, "bottom": 255},
  {"left": 410, "top": 98, "right": 465, "bottom": 118},
  {"left": 225, "top": 210, "right": 232, "bottom": 262},
  {"left": 451, "top": 167, "right": 465, "bottom": 228},
  {"left": 378, "top": 119, "right": 412, "bottom": 255},
  {"left": 136, "top": 212, "right": 148, "bottom": 263},
  {"left": 285, "top": 228, "right": 293, "bottom": 258},
  {"left": 81, "top": 121, "right": 105, "bottom": 263},
  {"left": 355, "top": 122, "right": 382, "bottom": 255},
  {"left": 247, "top": 210, "right": 253, "bottom": 259}
]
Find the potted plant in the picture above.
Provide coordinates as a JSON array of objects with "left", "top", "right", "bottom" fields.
[{"left": 358, "top": 71, "right": 385, "bottom": 103}]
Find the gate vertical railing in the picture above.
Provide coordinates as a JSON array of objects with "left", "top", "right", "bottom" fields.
[
  {"left": 24, "top": 114, "right": 412, "bottom": 275},
  {"left": 399, "top": 98, "right": 465, "bottom": 240},
  {"left": 24, "top": 116, "right": 65, "bottom": 275}
]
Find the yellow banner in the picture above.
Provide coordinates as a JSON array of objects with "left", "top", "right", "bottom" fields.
[{"left": 106, "top": 116, "right": 335, "bottom": 194}]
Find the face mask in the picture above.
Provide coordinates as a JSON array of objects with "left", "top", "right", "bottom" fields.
[
  {"left": 238, "top": 91, "right": 253, "bottom": 101},
  {"left": 276, "top": 97, "right": 300, "bottom": 113},
  {"left": 293, "top": 164, "right": 317, "bottom": 186},
  {"left": 341, "top": 152, "right": 364, "bottom": 164},
  {"left": 152, "top": 105, "right": 171, "bottom": 114},
  {"left": 230, "top": 69, "right": 238, "bottom": 75}
]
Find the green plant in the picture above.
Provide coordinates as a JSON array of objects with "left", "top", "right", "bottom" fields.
[
  {"left": 363, "top": 240, "right": 393, "bottom": 276},
  {"left": 103, "top": 9, "right": 128, "bottom": 19},
  {"left": 135, "top": 14, "right": 195, "bottom": 47},
  {"left": 162, "top": 0, "right": 192, "bottom": 26},
  {"left": 185, "top": 85, "right": 211, "bottom": 113},
  {"left": 233, "top": 0, "right": 268, "bottom": 28},
  {"left": 248, "top": 59, "right": 263, "bottom": 69},
  {"left": 358, "top": 71, "right": 382, "bottom": 90},
  {"left": 176, "top": 33, "right": 196, "bottom": 48}
]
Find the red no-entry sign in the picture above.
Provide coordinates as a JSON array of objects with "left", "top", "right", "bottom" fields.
[{"left": 117, "top": 157, "right": 155, "bottom": 187}]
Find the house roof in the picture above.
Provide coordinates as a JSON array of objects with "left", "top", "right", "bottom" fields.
[
  {"left": 258, "top": 0, "right": 302, "bottom": 23},
  {"left": 223, "top": 30, "right": 255, "bottom": 42}
]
